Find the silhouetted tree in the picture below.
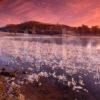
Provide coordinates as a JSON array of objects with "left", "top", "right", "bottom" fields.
[
  {"left": 91, "top": 26, "right": 100, "bottom": 35},
  {"left": 77, "top": 25, "right": 91, "bottom": 35}
]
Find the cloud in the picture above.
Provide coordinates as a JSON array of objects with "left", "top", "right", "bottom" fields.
[{"left": 0, "top": 0, "right": 100, "bottom": 26}]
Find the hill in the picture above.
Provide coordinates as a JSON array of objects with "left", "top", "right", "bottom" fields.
[
  {"left": 0, "top": 21, "right": 73, "bottom": 35},
  {"left": 0, "top": 21, "right": 100, "bottom": 36}
]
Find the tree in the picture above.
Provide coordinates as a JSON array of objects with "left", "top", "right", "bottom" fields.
[
  {"left": 77, "top": 25, "right": 91, "bottom": 35},
  {"left": 91, "top": 26, "right": 100, "bottom": 35}
]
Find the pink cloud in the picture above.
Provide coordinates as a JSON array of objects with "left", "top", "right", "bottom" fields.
[{"left": 0, "top": 0, "right": 100, "bottom": 26}]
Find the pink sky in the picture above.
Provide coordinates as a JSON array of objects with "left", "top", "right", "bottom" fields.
[{"left": 0, "top": 0, "right": 100, "bottom": 27}]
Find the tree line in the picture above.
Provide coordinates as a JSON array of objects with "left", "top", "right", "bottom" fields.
[
  {"left": 75, "top": 25, "right": 100, "bottom": 36},
  {"left": 0, "top": 21, "right": 100, "bottom": 36}
]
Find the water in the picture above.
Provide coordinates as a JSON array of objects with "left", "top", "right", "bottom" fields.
[
  {"left": 0, "top": 35, "right": 100, "bottom": 74},
  {"left": 0, "top": 34, "right": 100, "bottom": 99}
]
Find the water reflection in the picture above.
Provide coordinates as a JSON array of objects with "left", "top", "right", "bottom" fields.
[{"left": 0, "top": 35, "right": 100, "bottom": 99}]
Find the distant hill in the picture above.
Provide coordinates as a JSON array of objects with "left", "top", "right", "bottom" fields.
[
  {"left": 0, "top": 21, "right": 73, "bottom": 35},
  {"left": 0, "top": 21, "right": 100, "bottom": 36}
]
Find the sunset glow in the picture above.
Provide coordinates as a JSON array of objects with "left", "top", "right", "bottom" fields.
[{"left": 0, "top": 0, "right": 100, "bottom": 27}]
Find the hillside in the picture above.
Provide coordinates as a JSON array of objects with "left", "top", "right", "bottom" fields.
[
  {"left": 0, "top": 21, "right": 100, "bottom": 36},
  {"left": 0, "top": 21, "right": 73, "bottom": 35}
]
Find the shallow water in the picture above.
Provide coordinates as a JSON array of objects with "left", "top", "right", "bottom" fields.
[
  {"left": 0, "top": 35, "right": 100, "bottom": 98},
  {"left": 0, "top": 35, "right": 100, "bottom": 71}
]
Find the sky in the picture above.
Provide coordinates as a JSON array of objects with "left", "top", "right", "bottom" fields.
[{"left": 0, "top": 0, "right": 100, "bottom": 27}]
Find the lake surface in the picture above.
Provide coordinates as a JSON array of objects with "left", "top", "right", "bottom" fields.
[{"left": 0, "top": 34, "right": 100, "bottom": 99}]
